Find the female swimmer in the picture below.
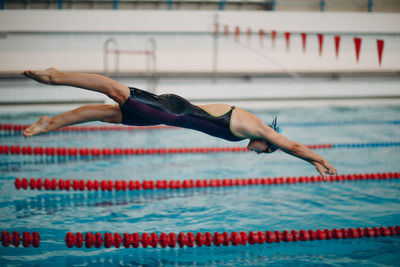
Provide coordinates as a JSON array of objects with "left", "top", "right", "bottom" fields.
[{"left": 22, "top": 68, "right": 337, "bottom": 180}]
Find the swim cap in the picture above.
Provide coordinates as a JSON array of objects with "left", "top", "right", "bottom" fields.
[{"left": 268, "top": 116, "right": 281, "bottom": 133}]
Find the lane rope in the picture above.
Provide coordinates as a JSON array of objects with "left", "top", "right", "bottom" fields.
[
  {"left": 1, "top": 142, "right": 400, "bottom": 157},
  {"left": 1, "top": 231, "right": 40, "bottom": 248},
  {"left": 3, "top": 226, "right": 399, "bottom": 248},
  {"left": 14, "top": 172, "right": 400, "bottom": 191},
  {"left": 65, "top": 226, "right": 400, "bottom": 248},
  {"left": 0, "top": 124, "right": 172, "bottom": 133},
  {"left": 1, "top": 120, "right": 399, "bottom": 133}
]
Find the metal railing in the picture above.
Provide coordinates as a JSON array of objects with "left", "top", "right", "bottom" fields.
[{"left": 103, "top": 37, "right": 157, "bottom": 93}]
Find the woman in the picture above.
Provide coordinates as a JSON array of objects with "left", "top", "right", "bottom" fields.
[{"left": 23, "top": 68, "right": 337, "bottom": 180}]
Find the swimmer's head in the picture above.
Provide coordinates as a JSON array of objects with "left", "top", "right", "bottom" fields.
[{"left": 247, "top": 116, "right": 281, "bottom": 154}]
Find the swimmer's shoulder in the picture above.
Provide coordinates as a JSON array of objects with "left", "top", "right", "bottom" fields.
[
  {"left": 230, "top": 107, "right": 264, "bottom": 138},
  {"left": 232, "top": 106, "right": 260, "bottom": 121}
]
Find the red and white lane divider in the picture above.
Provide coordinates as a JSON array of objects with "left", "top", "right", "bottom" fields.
[
  {"left": 0, "top": 123, "right": 173, "bottom": 132},
  {"left": 0, "top": 144, "right": 295, "bottom": 156},
  {"left": 1, "top": 231, "right": 40, "bottom": 248},
  {"left": 14, "top": 172, "right": 400, "bottom": 191},
  {"left": 66, "top": 226, "right": 400, "bottom": 248},
  {"left": 3, "top": 226, "right": 399, "bottom": 248},
  {"left": 1, "top": 142, "right": 399, "bottom": 157}
]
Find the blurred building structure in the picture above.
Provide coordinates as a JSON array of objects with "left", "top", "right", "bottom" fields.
[
  {"left": 0, "top": 10, "right": 399, "bottom": 75},
  {"left": 0, "top": 0, "right": 399, "bottom": 106},
  {"left": 2, "top": 0, "right": 400, "bottom": 12}
]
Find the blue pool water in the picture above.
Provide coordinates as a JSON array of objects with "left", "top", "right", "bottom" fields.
[{"left": 0, "top": 105, "right": 400, "bottom": 266}]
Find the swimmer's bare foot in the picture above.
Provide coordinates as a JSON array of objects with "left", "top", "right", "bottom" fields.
[
  {"left": 23, "top": 116, "right": 51, "bottom": 138},
  {"left": 22, "top": 68, "right": 59, "bottom": 85}
]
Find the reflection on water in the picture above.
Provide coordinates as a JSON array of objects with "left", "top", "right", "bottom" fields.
[{"left": 13, "top": 188, "right": 232, "bottom": 218}]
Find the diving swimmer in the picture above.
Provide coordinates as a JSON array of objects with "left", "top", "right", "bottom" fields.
[{"left": 22, "top": 68, "right": 337, "bottom": 180}]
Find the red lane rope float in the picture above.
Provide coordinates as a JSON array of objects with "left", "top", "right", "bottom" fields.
[
  {"left": 0, "top": 123, "right": 174, "bottom": 132},
  {"left": 65, "top": 225, "right": 400, "bottom": 248},
  {"left": 1, "top": 231, "right": 40, "bottom": 248},
  {"left": 1, "top": 142, "right": 400, "bottom": 157},
  {"left": 0, "top": 144, "right": 248, "bottom": 156},
  {"left": 14, "top": 172, "right": 400, "bottom": 191}
]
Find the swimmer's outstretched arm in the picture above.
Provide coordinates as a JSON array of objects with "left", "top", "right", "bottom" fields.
[
  {"left": 245, "top": 122, "right": 337, "bottom": 181},
  {"left": 23, "top": 104, "right": 122, "bottom": 138}
]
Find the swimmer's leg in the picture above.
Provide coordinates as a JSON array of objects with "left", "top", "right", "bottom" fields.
[
  {"left": 22, "top": 68, "right": 129, "bottom": 105},
  {"left": 23, "top": 104, "right": 122, "bottom": 138}
]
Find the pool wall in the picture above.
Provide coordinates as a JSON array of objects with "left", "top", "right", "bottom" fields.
[
  {"left": 0, "top": 10, "right": 399, "bottom": 74},
  {"left": 1, "top": 76, "right": 400, "bottom": 110}
]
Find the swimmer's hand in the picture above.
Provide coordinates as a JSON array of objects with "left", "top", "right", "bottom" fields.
[{"left": 313, "top": 160, "right": 337, "bottom": 181}]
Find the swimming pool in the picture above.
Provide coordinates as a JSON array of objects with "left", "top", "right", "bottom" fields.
[{"left": 0, "top": 105, "right": 399, "bottom": 266}]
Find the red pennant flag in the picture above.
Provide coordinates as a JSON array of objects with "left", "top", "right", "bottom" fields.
[
  {"left": 271, "top": 30, "right": 277, "bottom": 48},
  {"left": 259, "top": 29, "right": 264, "bottom": 46},
  {"left": 224, "top": 25, "right": 229, "bottom": 38},
  {"left": 377, "top": 39, "right": 384, "bottom": 66},
  {"left": 334, "top": 35, "right": 341, "bottom": 59},
  {"left": 318, "top": 34, "right": 324, "bottom": 56},
  {"left": 247, "top": 28, "right": 252, "bottom": 41},
  {"left": 235, "top": 26, "right": 240, "bottom": 42},
  {"left": 301, "top": 33, "right": 307, "bottom": 53},
  {"left": 354, "top": 37, "right": 362, "bottom": 63},
  {"left": 285, "top": 32, "right": 291, "bottom": 51}
]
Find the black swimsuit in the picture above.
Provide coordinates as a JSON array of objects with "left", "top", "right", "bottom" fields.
[{"left": 119, "top": 87, "right": 244, "bottom": 142}]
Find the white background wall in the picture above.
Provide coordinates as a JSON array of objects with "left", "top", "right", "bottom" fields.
[{"left": 0, "top": 10, "right": 399, "bottom": 74}]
